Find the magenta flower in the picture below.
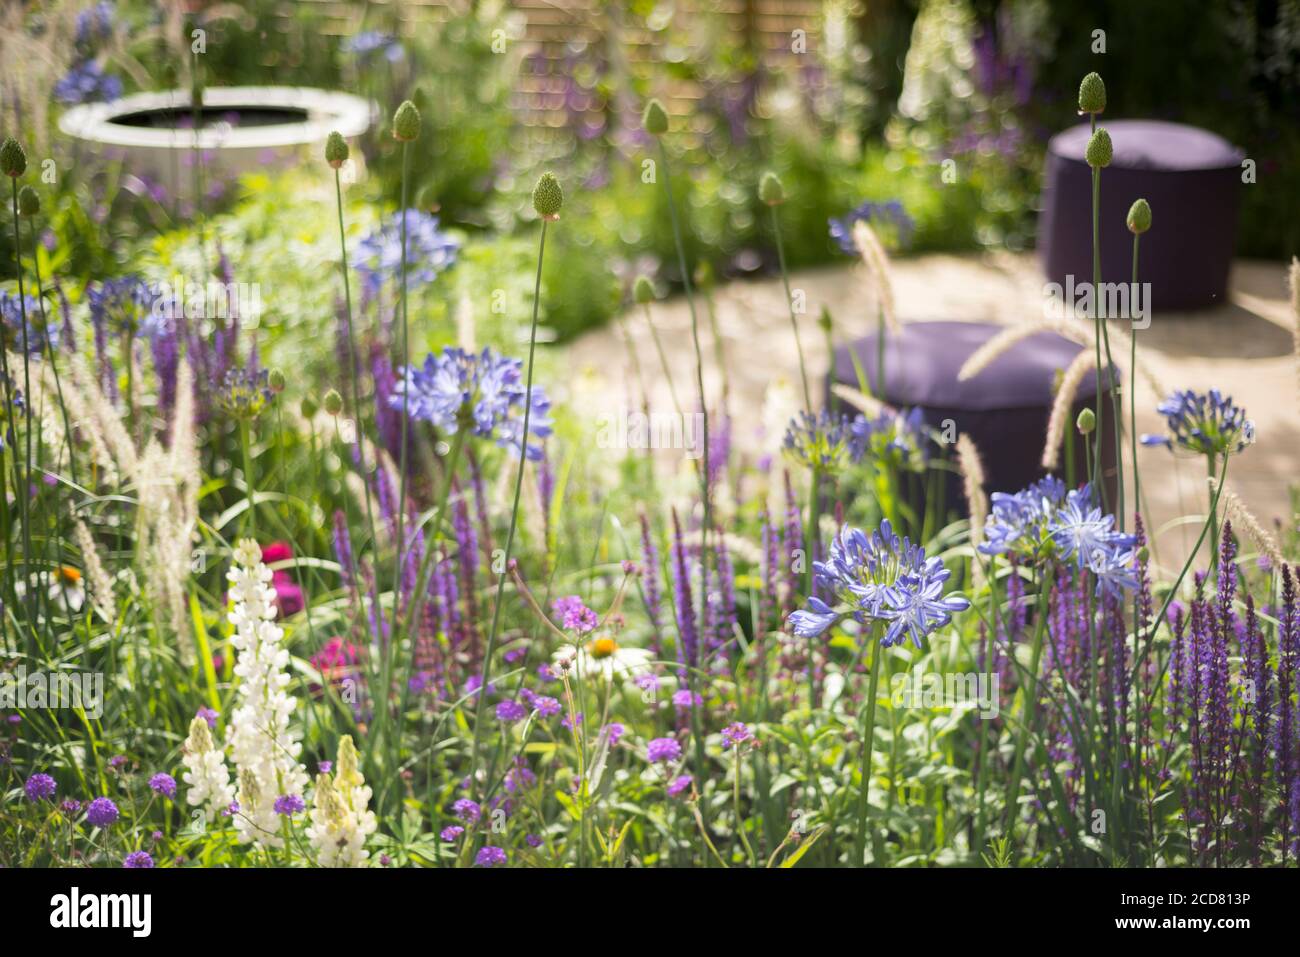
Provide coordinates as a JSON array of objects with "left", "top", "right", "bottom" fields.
[
  {"left": 552, "top": 595, "right": 599, "bottom": 633},
  {"left": 475, "top": 846, "right": 507, "bottom": 867},
  {"left": 24, "top": 772, "right": 56, "bottom": 801},
  {"left": 647, "top": 737, "right": 682, "bottom": 763}
]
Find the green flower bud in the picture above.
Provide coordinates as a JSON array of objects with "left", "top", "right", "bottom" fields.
[
  {"left": 0, "top": 137, "right": 26, "bottom": 178},
  {"left": 818, "top": 305, "right": 834, "bottom": 333},
  {"left": 300, "top": 394, "right": 319, "bottom": 418},
  {"left": 17, "top": 185, "right": 39, "bottom": 217},
  {"left": 693, "top": 260, "right": 714, "bottom": 289},
  {"left": 1137, "top": 545, "right": 1150, "bottom": 564},
  {"left": 323, "top": 388, "right": 343, "bottom": 416},
  {"left": 1126, "top": 198, "right": 1152, "bottom": 235},
  {"left": 1078, "top": 72, "right": 1106, "bottom": 114},
  {"left": 532, "top": 171, "right": 563, "bottom": 220},
  {"left": 633, "top": 275, "right": 655, "bottom": 305},
  {"left": 392, "top": 100, "right": 421, "bottom": 142},
  {"left": 1076, "top": 407, "right": 1096, "bottom": 435},
  {"left": 325, "top": 131, "right": 349, "bottom": 169},
  {"left": 642, "top": 98, "right": 669, "bottom": 136},
  {"left": 1085, "top": 128, "right": 1112, "bottom": 169},
  {"left": 267, "top": 368, "right": 286, "bottom": 394},
  {"left": 759, "top": 171, "right": 785, "bottom": 205},
  {"left": 416, "top": 184, "right": 440, "bottom": 212}
]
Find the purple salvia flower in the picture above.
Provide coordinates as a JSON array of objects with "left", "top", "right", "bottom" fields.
[
  {"left": 332, "top": 510, "right": 356, "bottom": 594},
  {"left": 713, "top": 527, "right": 738, "bottom": 658},
  {"left": 669, "top": 508, "right": 699, "bottom": 670},
  {"left": 639, "top": 513, "right": 664, "bottom": 656}
]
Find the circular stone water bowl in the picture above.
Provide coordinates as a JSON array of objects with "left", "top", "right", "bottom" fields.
[{"left": 58, "top": 86, "right": 373, "bottom": 209}]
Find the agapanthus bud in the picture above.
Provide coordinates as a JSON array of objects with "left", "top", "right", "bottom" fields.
[
  {"left": 1126, "top": 198, "right": 1152, "bottom": 235},
  {"left": 633, "top": 275, "right": 655, "bottom": 305},
  {"left": 0, "top": 137, "right": 26, "bottom": 178},
  {"left": 1086, "top": 128, "right": 1112, "bottom": 169},
  {"left": 532, "top": 172, "right": 563, "bottom": 220},
  {"left": 17, "top": 185, "right": 39, "bottom": 216},
  {"left": 642, "top": 98, "right": 669, "bottom": 136},
  {"left": 325, "top": 131, "right": 349, "bottom": 169},
  {"left": 1076, "top": 407, "right": 1096, "bottom": 434},
  {"left": 1078, "top": 72, "right": 1106, "bottom": 114},
  {"left": 392, "top": 100, "right": 421, "bottom": 142},
  {"left": 759, "top": 171, "right": 786, "bottom": 206},
  {"left": 323, "top": 388, "right": 343, "bottom": 416},
  {"left": 268, "top": 368, "right": 286, "bottom": 394}
]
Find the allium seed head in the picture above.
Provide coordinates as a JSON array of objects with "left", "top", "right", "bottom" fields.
[
  {"left": 1086, "top": 128, "right": 1113, "bottom": 169},
  {"left": 323, "top": 388, "right": 343, "bottom": 416},
  {"left": 1078, "top": 72, "right": 1106, "bottom": 114},
  {"left": 1076, "top": 407, "right": 1096, "bottom": 434},
  {"left": 17, "top": 185, "right": 39, "bottom": 216},
  {"left": 642, "top": 98, "right": 669, "bottom": 136},
  {"left": 633, "top": 275, "right": 655, "bottom": 305},
  {"left": 325, "top": 131, "right": 349, "bottom": 168},
  {"left": 1127, "top": 198, "right": 1152, "bottom": 235},
  {"left": 0, "top": 137, "right": 26, "bottom": 177},
  {"left": 532, "top": 171, "right": 563, "bottom": 220},
  {"left": 759, "top": 171, "right": 786, "bottom": 206},
  {"left": 392, "top": 100, "right": 421, "bottom": 141}
]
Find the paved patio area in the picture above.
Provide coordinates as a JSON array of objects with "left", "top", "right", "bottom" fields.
[{"left": 563, "top": 252, "right": 1298, "bottom": 574}]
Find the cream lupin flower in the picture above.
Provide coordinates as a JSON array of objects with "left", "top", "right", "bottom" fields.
[
  {"left": 182, "top": 715, "right": 235, "bottom": 822},
  {"left": 307, "top": 735, "right": 377, "bottom": 867},
  {"left": 226, "top": 539, "right": 308, "bottom": 848}
]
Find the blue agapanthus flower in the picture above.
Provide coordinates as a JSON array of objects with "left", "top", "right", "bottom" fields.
[
  {"left": 978, "top": 476, "right": 1068, "bottom": 559},
  {"left": 829, "top": 200, "right": 915, "bottom": 255},
  {"left": 75, "top": 1, "right": 116, "bottom": 48},
  {"left": 355, "top": 210, "right": 459, "bottom": 297},
  {"left": 53, "top": 60, "right": 123, "bottom": 105},
  {"left": 342, "top": 31, "right": 405, "bottom": 64},
  {"left": 782, "top": 408, "right": 852, "bottom": 472},
  {"left": 87, "top": 277, "right": 164, "bottom": 339},
  {"left": 1047, "top": 486, "right": 1137, "bottom": 569},
  {"left": 787, "top": 520, "right": 970, "bottom": 648},
  {"left": 849, "top": 406, "right": 928, "bottom": 472},
  {"left": 0, "top": 292, "right": 57, "bottom": 355},
  {"left": 393, "top": 347, "right": 552, "bottom": 460},
  {"left": 1140, "top": 388, "right": 1254, "bottom": 457}
]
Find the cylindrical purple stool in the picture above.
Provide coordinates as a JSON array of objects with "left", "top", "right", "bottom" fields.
[
  {"left": 1039, "top": 120, "right": 1244, "bottom": 311},
  {"left": 828, "top": 321, "right": 1117, "bottom": 510}
]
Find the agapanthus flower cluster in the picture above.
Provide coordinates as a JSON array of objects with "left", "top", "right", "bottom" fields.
[
  {"left": 782, "top": 408, "right": 852, "bottom": 472},
  {"left": 87, "top": 276, "right": 163, "bottom": 338},
  {"left": 393, "top": 346, "right": 552, "bottom": 460},
  {"left": 226, "top": 540, "right": 309, "bottom": 848},
  {"left": 849, "top": 406, "right": 928, "bottom": 471},
  {"left": 1141, "top": 388, "right": 1255, "bottom": 457},
  {"left": 355, "top": 209, "right": 460, "bottom": 297},
  {"left": 53, "top": 60, "right": 123, "bottom": 105},
  {"left": 980, "top": 480, "right": 1137, "bottom": 595},
  {"left": 181, "top": 714, "right": 234, "bottom": 822},
  {"left": 829, "top": 199, "right": 915, "bottom": 255},
  {"left": 218, "top": 367, "right": 272, "bottom": 420},
  {"left": 788, "top": 520, "right": 970, "bottom": 648},
  {"left": 306, "top": 736, "right": 376, "bottom": 868},
  {"left": 0, "top": 292, "right": 58, "bottom": 355}
]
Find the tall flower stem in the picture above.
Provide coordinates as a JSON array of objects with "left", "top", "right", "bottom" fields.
[
  {"left": 469, "top": 218, "right": 550, "bottom": 795},
  {"left": 1129, "top": 233, "right": 1141, "bottom": 513},
  {"left": 641, "top": 302, "right": 683, "bottom": 416},
  {"left": 10, "top": 178, "right": 34, "bottom": 625},
  {"left": 332, "top": 163, "right": 384, "bottom": 634},
  {"left": 1002, "top": 565, "right": 1056, "bottom": 835},
  {"left": 806, "top": 465, "right": 823, "bottom": 710},
  {"left": 239, "top": 420, "right": 256, "bottom": 537},
  {"left": 394, "top": 140, "right": 412, "bottom": 630},
  {"left": 1089, "top": 157, "right": 1106, "bottom": 507},
  {"left": 771, "top": 206, "right": 811, "bottom": 413},
  {"left": 852, "top": 628, "right": 884, "bottom": 864}
]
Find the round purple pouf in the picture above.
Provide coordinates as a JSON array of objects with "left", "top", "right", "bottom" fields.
[
  {"left": 828, "top": 320, "right": 1117, "bottom": 508},
  {"left": 1039, "top": 120, "right": 1244, "bottom": 312}
]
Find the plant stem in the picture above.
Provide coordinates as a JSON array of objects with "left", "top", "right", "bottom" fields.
[
  {"left": 469, "top": 218, "right": 550, "bottom": 795},
  {"left": 395, "top": 140, "right": 412, "bottom": 641},
  {"left": 771, "top": 206, "right": 811, "bottom": 413},
  {"left": 853, "top": 631, "right": 884, "bottom": 864}
]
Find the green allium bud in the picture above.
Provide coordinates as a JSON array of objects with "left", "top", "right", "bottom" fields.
[
  {"left": 818, "top": 305, "right": 833, "bottom": 333},
  {"left": 532, "top": 172, "right": 563, "bottom": 220},
  {"left": 17, "top": 185, "right": 39, "bottom": 217},
  {"left": 693, "top": 260, "right": 714, "bottom": 289},
  {"left": 392, "top": 100, "right": 421, "bottom": 142},
  {"left": 1085, "top": 128, "right": 1112, "bottom": 169},
  {"left": 267, "top": 368, "right": 286, "bottom": 394},
  {"left": 323, "top": 388, "right": 343, "bottom": 416},
  {"left": 759, "top": 171, "right": 785, "bottom": 206},
  {"left": 1137, "top": 545, "right": 1150, "bottom": 564},
  {"left": 633, "top": 275, "right": 655, "bottom": 305},
  {"left": 325, "top": 131, "right": 349, "bottom": 169},
  {"left": 642, "top": 98, "right": 669, "bottom": 136},
  {"left": 1126, "top": 198, "right": 1152, "bottom": 235},
  {"left": 416, "top": 185, "right": 440, "bottom": 212},
  {"left": 300, "top": 394, "right": 319, "bottom": 418},
  {"left": 1078, "top": 72, "right": 1106, "bottom": 114},
  {"left": 1076, "top": 407, "right": 1096, "bottom": 435},
  {"left": 0, "top": 137, "right": 26, "bottom": 178}
]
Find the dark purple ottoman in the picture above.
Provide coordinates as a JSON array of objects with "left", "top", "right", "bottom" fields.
[
  {"left": 1039, "top": 120, "right": 1244, "bottom": 311},
  {"left": 828, "top": 321, "right": 1117, "bottom": 511}
]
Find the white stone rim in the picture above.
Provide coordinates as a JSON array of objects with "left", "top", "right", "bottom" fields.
[{"left": 57, "top": 86, "right": 374, "bottom": 151}]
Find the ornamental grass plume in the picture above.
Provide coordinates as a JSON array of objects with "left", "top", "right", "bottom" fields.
[
  {"left": 182, "top": 714, "right": 234, "bottom": 822},
  {"left": 1041, "top": 349, "right": 1097, "bottom": 470},
  {"left": 306, "top": 735, "right": 377, "bottom": 867},
  {"left": 955, "top": 433, "right": 988, "bottom": 553},
  {"left": 851, "top": 219, "right": 900, "bottom": 335},
  {"left": 1220, "top": 485, "right": 1286, "bottom": 568},
  {"left": 226, "top": 539, "right": 309, "bottom": 848}
]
